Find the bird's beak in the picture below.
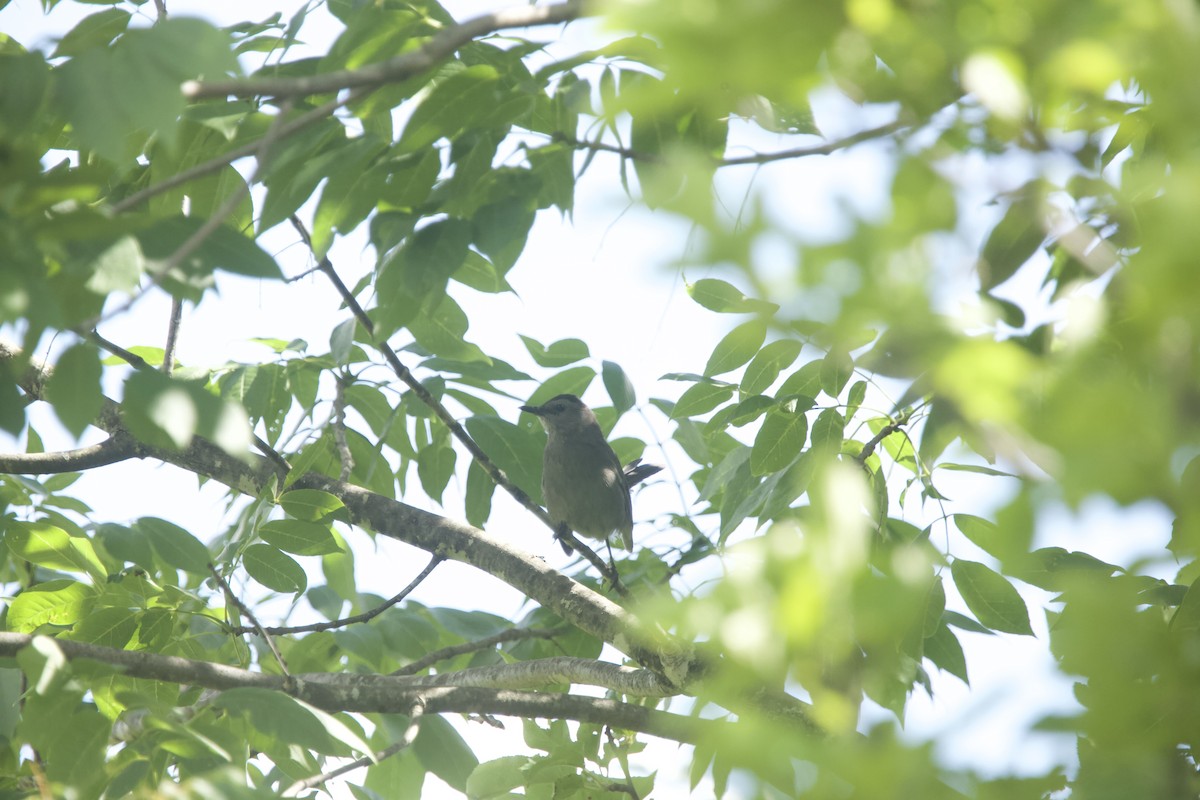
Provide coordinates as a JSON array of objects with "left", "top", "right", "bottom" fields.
[{"left": 520, "top": 404, "right": 544, "bottom": 416}]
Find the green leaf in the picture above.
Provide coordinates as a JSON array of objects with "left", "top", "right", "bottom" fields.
[
  {"left": 778, "top": 359, "right": 822, "bottom": 399},
  {"left": 45, "top": 343, "right": 103, "bottom": 438},
  {"left": 954, "top": 514, "right": 1007, "bottom": 561},
  {"left": 687, "top": 278, "right": 778, "bottom": 314},
  {"left": 670, "top": 382, "right": 735, "bottom": 419},
  {"left": 259, "top": 519, "right": 342, "bottom": 556},
  {"left": 464, "top": 459, "right": 495, "bottom": 528},
  {"left": 750, "top": 406, "right": 808, "bottom": 475},
  {"left": 7, "top": 580, "right": 95, "bottom": 633},
  {"left": 54, "top": 18, "right": 238, "bottom": 163},
  {"left": 465, "top": 416, "right": 543, "bottom": 501},
  {"left": 121, "top": 369, "right": 252, "bottom": 456},
  {"left": 138, "top": 215, "right": 283, "bottom": 280},
  {"left": 977, "top": 187, "right": 1046, "bottom": 291},
  {"left": 810, "top": 408, "right": 845, "bottom": 452},
  {"left": 741, "top": 339, "right": 802, "bottom": 395},
  {"left": 5, "top": 520, "right": 107, "bottom": 582},
  {"left": 519, "top": 336, "right": 590, "bottom": 368},
  {"left": 399, "top": 65, "right": 512, "bottom": 153},
  {"left": 413, "top": 714, "right": 479, "bottom": 792},
  {"left": 135, "top": 517, "right": 211, "bottom": 574},
  {"left": 213, "top": 688, "right": 341, "bottom": 753},
  {"left": 417, "top": 442, "right": 457, "bottom": 504},
  {"left": 66, "top": 606, "right": 138, "bottom": 649},
  {"left": 705, "top": 320, "right": 767, "bottom": 377},
  {"left": 521, "top": 366, "right": 596, "bottom": 409},
  {"left": 466, "top": 756, "right": 533, "bottom": 798},
  {"left": 280, "top": 489, "right": 346, "bottom": 522},
  {"left": 243, "top": 543, "right": 306, "bottom": 593},
  {"left": 602, "top": 360, "right": 636, "bottom": 414},
  {"left": 376, "top": 218, "right": 472, "bottom": 332},
  {"left": 950, "top": 559, "right": 1033, "bottom": 636},
  {"left": 407, "top": 296, "right": 490, "bottom": 364},
  {"left": 52, "top": 8, "right": 131, "bottom": 58},
  {"left": 924, "top": 622, "right": 969, "bottom": 684},
  {"left": 819, "top": 348, "right": 854, "bottom": 397}
]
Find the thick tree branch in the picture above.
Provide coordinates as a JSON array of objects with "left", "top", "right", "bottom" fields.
[
  {"left": 0, "top": 343, "right": 817, "bottom": 732},
  {"left": 184, "top": 1, "right": 590, "bottom": 100},
  {"left": 0, "top": 633, "right": 707, "bottom": 745},
  {"left": 0, "top": 434, "right": 141, "bottom": 474}
]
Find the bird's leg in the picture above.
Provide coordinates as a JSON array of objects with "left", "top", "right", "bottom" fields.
[{"left": 554, "top": 522, "right": 575, "bottom": 555}]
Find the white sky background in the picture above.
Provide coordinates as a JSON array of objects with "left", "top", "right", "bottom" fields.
[{"left": 0, "top": 0, "right": 1178, "bottom": 795}]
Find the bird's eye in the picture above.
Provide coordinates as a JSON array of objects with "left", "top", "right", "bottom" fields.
[{"left": 553, "top": 403, "right": 565, "bottom": 413}]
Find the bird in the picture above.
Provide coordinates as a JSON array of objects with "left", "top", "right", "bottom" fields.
[{"left": 521, "top": 393, "right": 648, "bottom": 553}]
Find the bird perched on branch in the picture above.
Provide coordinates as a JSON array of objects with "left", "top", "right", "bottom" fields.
[{"left": 521, "top": 393, "right": 658, "bottom": 553}]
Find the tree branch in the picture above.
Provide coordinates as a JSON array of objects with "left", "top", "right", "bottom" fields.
[
  {"left": 229, "top": 554, "right": 444, "bottom": 636},
  {"left": 0, "top": 434, "right": 141, "bottom": 474},
  {"left": 287, "top": 217, "right": 630, "bottom": 591},
  {"left": 184, "top": 1, "right": 590, "bottom": 100},
  {"left": 552, "top": 120, "right": 908, "bottom": 167},
  {"left": 393, "top": 625, "right": 565, "bottom": 676},
  {"left": 111, "top": 93, "right": 355, "bottom": 214},
  {"left": 0, "top": 633, "right": 709, "bottom": 745}
]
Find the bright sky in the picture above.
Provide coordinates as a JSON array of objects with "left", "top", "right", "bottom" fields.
[{"left": 0, "top": 0, "right": 1177, "bottom": 795}]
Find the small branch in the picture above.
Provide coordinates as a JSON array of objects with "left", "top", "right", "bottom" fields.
[
  {"left": 360, "top": 656, "right": 675, "bottom": 696},
  {"left": 185, "top": 1, "right": 589, "bottom": 100},
  {"left": 332, "top": 373, "right": 354, "bottom": 482},
  {"left": 229, "top": 554, "right": 444, "bottom": 636},
  {"left": 553, "top": 120, "right": 908, "bottom": 167},
  {"left": 393, "top": 625, "right": 566, "bottom": 676},
  {"left": 606, "top": 727, "right": 641, "bottom": 799},
  {"left": 0, "top": 435, "right": 140, "bottom": 474},
  {"left": 288, "top": 217, "right": 608, "bottom": 579},
  {"left": 283, "top": 701, "right": 426, "bottom": 797},
  {"left": 210, "top": 564, "right": 290, "bottom": 677},
  {"left": 89, "top": 101, "right": 296, "bottom": 330},
  {"left": 111, "top": 93, "right": 353, "bottom": 214},
  {"left": 162, "top": 297, "right": 183, "bottom": 374},
  {"left": 855, "top": 411, "right": 912, "bottom": 466}
]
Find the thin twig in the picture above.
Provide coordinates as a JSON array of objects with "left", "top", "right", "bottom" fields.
[
  {"left": 855, "top": 416, "right": 909, "bottom": 466},
  {"left": 283, "top": 700, "right": 426, "bottom": 797},
  {"left": 111, "top": 93, "right": 354, "bottom": 214},
  {"left": 606, "top": 727, "right": 641, "bottom": 799},
  {"left": 162, "top": 297, "right": 183, "bottom": 374},
  {"left": 89, "top": 100, "right": 296, "bottom": 330},
  {"left": 185, "top": 1, "right": 588, "bottom": 100},
  {"left": 333, "top": 373, "right": 354, "bottom": 482},
  {"left": 87, "top": 329, "right": 292, "bottom": 473},
  {"left": 392, "top": 625, "right": 567, "bottom": 676},
  {"left": 287, "top": 216, "right": 634, "bottom": 593},
  {"left": 553, "top": 120, "right": 908, "bottom": 167},
  {"left": 228, "top": 554, "right": 444, "bottom": 636},
  {"left": 210, "top": 564, "right": 290, "bottom": 677}
]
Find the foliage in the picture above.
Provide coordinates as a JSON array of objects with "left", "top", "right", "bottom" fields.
[{"left": 1, "top": 0, "right": 1199, "bottom": 797}]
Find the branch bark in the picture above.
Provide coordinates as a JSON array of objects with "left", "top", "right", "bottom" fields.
[
  {"left": 183, "top": 2, "right": 590, "bottom": 100},
  {"left": 0, "top": 633, "right": 706, "bottom": 745}
]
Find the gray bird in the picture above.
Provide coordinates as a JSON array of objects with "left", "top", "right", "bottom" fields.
[{"left": 521, "top": 394, "right": 635, "bottom": 551}]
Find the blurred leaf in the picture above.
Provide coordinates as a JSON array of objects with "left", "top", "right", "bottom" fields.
[
  {"left": 259, "top": 519, "right": 341, "bottom": 556},
  {"left": 602, "top": 360, "right": 636, "bottom": 414},
  {"left": 45, "top": 343, "right": 103, "bottom": 438},
  {"left": 135, "top": 517, "right": 210, "bottom": 574},
  {"left": 519, "top": 336, "right": 590, "bottom": 368}
]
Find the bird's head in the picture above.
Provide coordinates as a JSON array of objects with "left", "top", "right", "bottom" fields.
[{"left": 520, "top": 394, "right": 598, "bottom": 436}]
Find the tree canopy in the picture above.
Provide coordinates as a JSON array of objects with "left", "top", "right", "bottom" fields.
[{"left": 1, "top": 0, "right": 1199, "bottom": 797}]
